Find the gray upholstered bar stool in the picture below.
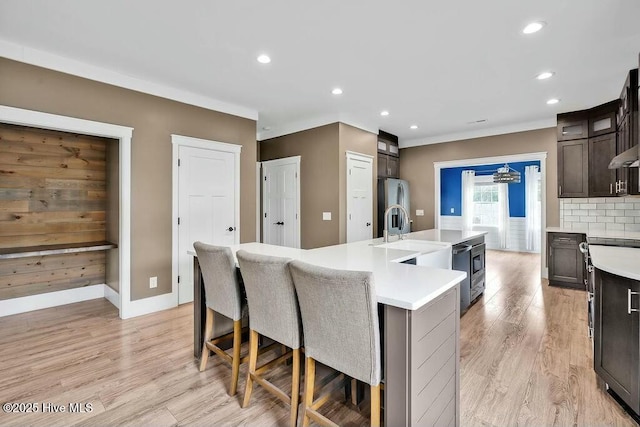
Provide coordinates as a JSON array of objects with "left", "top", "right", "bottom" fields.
[
  {"left": 194, "top": 241, "right": 248, "bottom": 396},
  {"left": 289, "top": 260, "right": 382, "bottom": 427},
  {"left": 236, "top": 250, "right": 303, "bottom": 427}
]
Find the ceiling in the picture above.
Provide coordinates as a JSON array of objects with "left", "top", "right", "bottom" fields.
[{"left": 1, "top": 1, "right": 639, "bottom": 147}]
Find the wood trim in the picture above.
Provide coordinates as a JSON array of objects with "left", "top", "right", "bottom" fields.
[{"left": 0, "top": 105, "right": 132, "bottom": 320}]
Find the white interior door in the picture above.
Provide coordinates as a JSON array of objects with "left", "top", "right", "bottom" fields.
[
  {"left": 178, "top": 144, "right": 238, "bottom": 304},
  {"left": 262, "top": 157, "right": 300, "bottom": 248},
  {"left": 347, "top": 152, "right": 373, "bottom": 243}
]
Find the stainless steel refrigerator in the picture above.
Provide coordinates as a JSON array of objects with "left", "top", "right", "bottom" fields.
[{"left": 377, "top": 178, "right": 411, "bottom": 238}]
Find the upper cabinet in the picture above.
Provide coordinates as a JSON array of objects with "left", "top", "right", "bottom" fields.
[
  {"left": 556, "top": 68, "right": 640, "bottom": 198},
  {"left": 558, "top": 138, "right": 589, "bottom": 197},
  {"left": 589, "top": 100, "right": 619, "bottom": 137},
  {"left": 617, "top": 69, "right": 639, "bottom": 196},
  {"left": 377, "top": 130, "right": 399, "bottom": 157},
  {"left": 557, "top": 111, "right": 589, "bottom": 141},
  {"left": 377, "top": 130, "right": 400, "bottom": 178}
]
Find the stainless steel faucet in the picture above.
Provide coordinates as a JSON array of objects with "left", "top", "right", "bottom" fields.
[{"left": 383, "top": 204, "right": 410, "bottom": 243}]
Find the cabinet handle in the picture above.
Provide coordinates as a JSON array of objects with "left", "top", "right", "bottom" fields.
[
  {"left": 558, "top": 185, "right": 562, "bottom": 195},
  {"left": 628, "top": 289, "right": 640, "bottom": 314},
  {"left": 610, "top": 183, "right": 613, "bottom": 194}
]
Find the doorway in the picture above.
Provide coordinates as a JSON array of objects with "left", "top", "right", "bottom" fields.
[
  {"left": 346, "top": 151, "right": 374, "bottom": 243},
  {"left": 434, "top": 152, "right": 548, "bottom": 277},
  {"left": 172, "top": 135, "right": 240, "bottom": 304},
  {"left": 261, "top": 156, "right": 301, "bottom": 248}
]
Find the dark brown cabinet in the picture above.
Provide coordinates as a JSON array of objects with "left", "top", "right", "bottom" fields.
[
  {"left": 378, "top": 153, "right": 399, "bottom": 178},
  {"left": 557, "top": 112, "right": 589, "bottom": 141},
  {"left": 594, "top": 268, "right": 640, "bottom": 414},
  {"left": 616, "top": 69, "right": 639, "bottom": 196},
  {"left": 377, "top": 130, "right": 399, "bottom": 157},
  {"left": 558, "top": 139, "right": 589, "bottom": 197},
  {"left": 557, "top": 99, "right": 624, "bottom": 198},
  {"left": 547, "top": 232, "right": 586, "bottom": 289},
  {"left": 377, "top": 130, "right": 400, "bottom": 178},
  {"left": 588, "top": 133, "right": 617, "bottom": 197},
  {"left": 590, "top": 101, "right": 619, "bottom": 137}
]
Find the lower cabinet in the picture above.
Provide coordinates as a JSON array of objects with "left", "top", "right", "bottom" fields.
[
  {"left": 377, "top": 153, "right": 399, "bottom": 178},
  {"left": 547, "top": 232, "right": 586, "bottom": 289},
  {"left": 594, "top": 268, "right": 640, "bottom": 414}
]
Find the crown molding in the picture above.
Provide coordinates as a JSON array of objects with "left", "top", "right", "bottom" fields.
[
  {"left": 400, "top": 118, "right": 556, "bottom": 149},
  {"left": 0, "top": 38, "right": 258, "bottom": 121}
]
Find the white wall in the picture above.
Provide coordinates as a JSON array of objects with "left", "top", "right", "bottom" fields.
[{"left": 440, "top": 215, "right": 538, "bottom": 253}]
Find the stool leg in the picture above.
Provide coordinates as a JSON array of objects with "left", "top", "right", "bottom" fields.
[
  {"left": 351, "top": 378, "right": 358, "bottom": 405},
  {"left": 302, "top": 357, "right": 315, "bottom": 427},
  {"left": 370, "top": 384, "right": 381, "bottom": 427},
  {"left": 290, "top": 348, "right": 301, "bottom": 427},
  {"left": 242, "top": 329, "right": 259, "bottom": 408},
  {"left": 199, "top": 308, "right": 214, "bottom": 372},
  {"left": 230, "top": 319, "right": 242, "bottom": 396}
]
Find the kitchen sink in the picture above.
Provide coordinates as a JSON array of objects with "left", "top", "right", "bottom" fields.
[
  {"left": 375, "top": 239, "right": 449, "bottom": 253},
  {"left": 376, "top": 240, "right": 452, "bottom": 269}
]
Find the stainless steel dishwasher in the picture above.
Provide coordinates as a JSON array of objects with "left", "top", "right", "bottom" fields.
[{"left": 452, "top": 243, "right": 472, "bottom": 313}]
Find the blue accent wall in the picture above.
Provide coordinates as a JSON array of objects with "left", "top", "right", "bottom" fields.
[{"left": 440, "top": 160, "right": 540, "bottom": 217}]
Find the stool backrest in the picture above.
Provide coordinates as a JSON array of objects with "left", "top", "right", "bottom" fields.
[
  {"left": 289, "top": 260, "right": 381, "bottom": 386},
  {"left": 236, "top": 250, "right": 302, "bottom": 349},
  {"left": 193, "top": 242, "right": 242, "bottom": 321}
]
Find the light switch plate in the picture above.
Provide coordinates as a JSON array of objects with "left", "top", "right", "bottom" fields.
[
  {"left": 322, "top": 212, "right": 332, "bottom": 221},
  {"left": 416, "top": 209, "right": 424, "bottom": 216},
  {"left": 149, "top": 276, "right": 158, "bottom": 288},
  {"left": 450, "top": 207, "right": 455, "bottom": 214}
]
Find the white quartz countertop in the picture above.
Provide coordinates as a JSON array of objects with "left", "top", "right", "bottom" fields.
[
  {"left": 404, "top": 229, "right": 487, "bottom": 245},
  {"left": 589, "top": 245, "right": 640, "bottom": 281},
  {"left": 546, "top": 227, "right": 640, "bottom": 240},
  {"left": 188, "top": 230, "right": 471, "bottom": 311}
]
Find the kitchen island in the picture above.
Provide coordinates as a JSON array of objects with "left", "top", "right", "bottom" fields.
[
  {"left": 590, "top": 244, "right": 640, "bottom": 418},
  {"left": 190, "top": 230, "right": 471, "bottom": 426}
]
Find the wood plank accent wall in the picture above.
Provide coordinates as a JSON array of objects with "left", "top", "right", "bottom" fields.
[
  {"left": 0, "top": 252, "right": 106, "bottom": 299},
  {"left": 0, "top": 123, "right": 112, "bottom": 300}
]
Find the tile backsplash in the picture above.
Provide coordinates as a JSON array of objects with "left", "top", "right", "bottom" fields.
[{"left": 560, "top": 197, "right": 640, "bottom": 232}]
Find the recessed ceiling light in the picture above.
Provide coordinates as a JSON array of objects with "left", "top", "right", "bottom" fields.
[
  {"left": 331, "top": 88, "right": 343, "bottom": 95},
  {"left": 546, "top": 98, "right": 560, "bottom": 105},
  {"left": 536, "top": 71, "right": 554, "bottom": 80},
  {"left": 410, "top": 125, "right": 418, "bottom": 129},
  {"left": 523, "top": 21, "right": 546, "bottom": 34},
  {"left": 380, "top": 110, "right": 389, "bottom": 116},
  {"left": 257, "top": 54, "right": 271, "bottom": 64}
]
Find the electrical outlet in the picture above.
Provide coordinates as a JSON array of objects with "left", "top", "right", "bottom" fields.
[
  {"left": 416, "top": 209, "right": 424, "bottom": 216},
  {"left": 149, "top": 276, "right": 158, "bottom": 289},
  {"left": 322, "top": 212, "right": 332, "bottom": 221},
  {"left": 450, "top": 207, "right": 455, "bottom": 214}
]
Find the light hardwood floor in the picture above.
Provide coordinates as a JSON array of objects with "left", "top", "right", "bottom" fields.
[{"left": 0, "top": 250, "right": 635, "bottom": 426}]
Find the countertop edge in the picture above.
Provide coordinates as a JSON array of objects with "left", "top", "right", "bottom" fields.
[{"left": 589, "top": 245, "right": 640, "bottom": 281}]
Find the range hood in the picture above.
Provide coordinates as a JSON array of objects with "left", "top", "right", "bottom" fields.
[{"left": 609, "top": 145, "right": 640, "bottom": 169}]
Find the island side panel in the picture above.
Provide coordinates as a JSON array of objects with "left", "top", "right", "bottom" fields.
[
  {"left": 384, "top": 304, "right": 411, "bottom": 426},
  {"left": 410, "top": 286, "right": 458, "bottom": 425},
  {"left": 385, "top": 284, "right": 461, "bottom": 427},
  {"left": 193, "top": 256, "right": 205, "bottom": 358}
]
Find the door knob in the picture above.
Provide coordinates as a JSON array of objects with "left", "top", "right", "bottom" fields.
[
  {"left": 227, "top": 227, "right": 235, "bottom": 232},
  {"left": 366, "top": 222, "right": 371, "bottom": 226}
]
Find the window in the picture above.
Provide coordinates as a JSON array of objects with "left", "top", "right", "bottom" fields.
[{"left": 473, "top": 182, "right": 499, "bottom": 226}]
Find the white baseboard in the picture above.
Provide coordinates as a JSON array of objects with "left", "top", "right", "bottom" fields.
[
  {"left": 0, "top": 284, "right": 107, "bottom": 317},
  {"left": 120, "top": 292, "right": 177, "bottom": 319},
  {"left": 0, "top": 283, "right": 178, "bottom": 319},
  {"left": 104, "top": 285, "right": 120, "bottom": 309}
]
